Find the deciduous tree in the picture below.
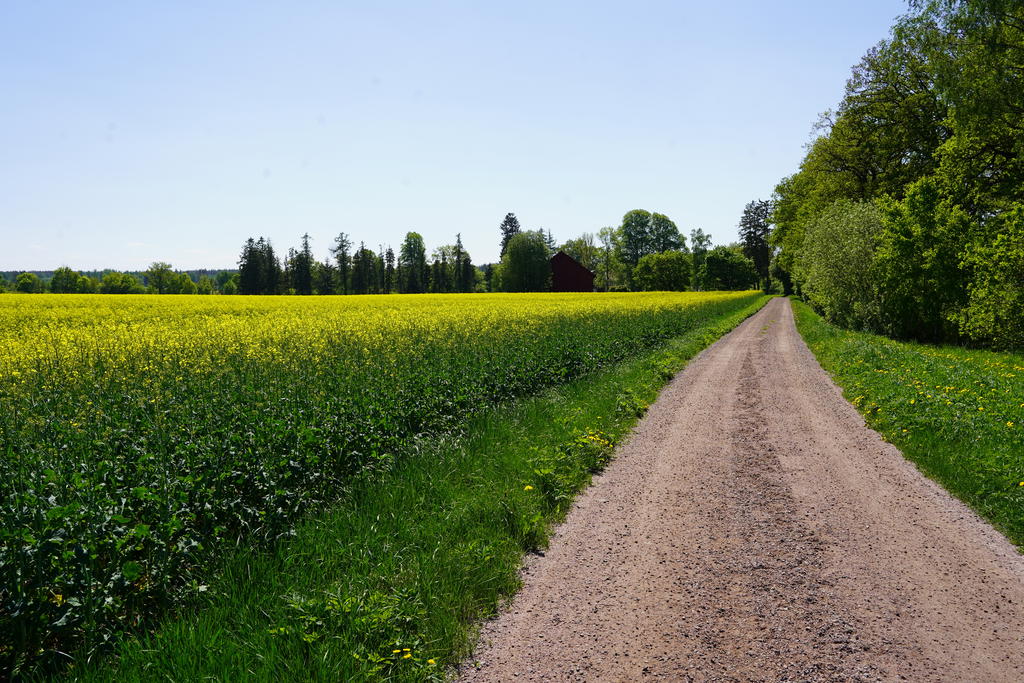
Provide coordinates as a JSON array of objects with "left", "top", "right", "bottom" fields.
[
  {"left": 633, "top": 251, "right": 691, "bottom": 291},
  {"left": 698, "top": 247, "right": 758, "bottom": 291},
  {"left": 398, "top": 232, "right": 428, "bottom": 293},
  {"left": 500, "top": 231, "right": 550, "bottom": 292},
  {"left": 50, "top": 266, "right": 81, "bottom": 293}
]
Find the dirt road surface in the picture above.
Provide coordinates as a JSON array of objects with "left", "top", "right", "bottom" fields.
[{"left": 460, "top": 297, "right": 1024, "bottom": 682}]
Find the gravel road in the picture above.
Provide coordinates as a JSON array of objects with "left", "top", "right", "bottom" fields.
[{"left": 460, "top": 297, "right": 1024, "bottom": 682}]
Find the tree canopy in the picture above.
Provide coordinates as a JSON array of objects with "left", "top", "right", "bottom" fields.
[
  {"left": 770, "top": 0, "right": 1024, "bottom": 348},
  {"left": 499, "top": 231, "right": 550, "bottom": 292}
]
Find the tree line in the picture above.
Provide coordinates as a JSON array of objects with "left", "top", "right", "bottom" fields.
[
  {"left": 496, "top": 210, "right": 761, "bottom": 293},
  {"left": 771, "top": 0, "right": 1023, "bottom": 349},
  {"left": 3, "top": 209, "right": 765, "bottom": 296},
  {"left": 0, "top": 265, "right": 235, "bottom": 294},
  {"left": 234, "top": 231, "right": 478, "bottom": 295}
]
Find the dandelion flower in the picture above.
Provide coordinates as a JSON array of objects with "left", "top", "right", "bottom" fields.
[{"left": 524, "top": 485, "right": 533, "bottom": 491}]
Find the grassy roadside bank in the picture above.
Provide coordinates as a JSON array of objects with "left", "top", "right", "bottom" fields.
[
  {"left": 792, "top": 299, "right": 1024, "bottom": 549},
  {"left": 71, "top": 295, "right": 771, "bottom": 681}
]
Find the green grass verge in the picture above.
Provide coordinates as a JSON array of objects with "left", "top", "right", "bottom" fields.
[
  {"left": 69, "top": 295, "right": 770, "bottom": 682},
  {"left": 792, "top": 298, "right": 1024, "bottom": 548}
]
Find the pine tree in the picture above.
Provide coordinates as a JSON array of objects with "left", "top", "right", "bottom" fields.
[
  {"left": 313, "top": 259, "right": 336, "bottom": 294},
  {"left": 738, "top": 200, "right": 773, "bottom": 291},
  {"left": 544, "top": 228, "right": 557, "bottom": 252},
  {"left": 292, "top": 233, "right": 314, "bottom": 295},
  {"left": 238, "top": 237, "right": 282, "bottom": 294},
  {"left": 374, "top": 246, "right": 386, "bottom": 294},
  {"left": 351, "top": 242, "right": 377, "bottom": 295},
  {"left": 384, "top": 247, "right": 395, "bottom": 293},
  {"left": 398, "top": 232, "right": 428, "bottom": 293},
  {"left": 453, "top": 233, "right": 473, "bottom": 292},
  {"left": 238, "top": 237, "right": 260, "bottom": 295},
  {"left": 499, "top": 212, "right": 521, "bottom": 258},
  {"left": 331, "top": 232, "right": 352, "bottom": 294},
  {"left": 258, "top": 238, "right": 281, "bottom": 294}
]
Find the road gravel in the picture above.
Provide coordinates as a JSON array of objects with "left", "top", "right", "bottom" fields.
[{"left": 460, "top": 297, "right": 1024, "bottom": 682}]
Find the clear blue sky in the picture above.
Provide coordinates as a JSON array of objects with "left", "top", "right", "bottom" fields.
[{"left": 1, "top": 0, "right": 909, "bottom": 271}]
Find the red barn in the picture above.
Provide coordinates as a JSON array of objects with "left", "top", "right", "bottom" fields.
[{"left": 550, "top": 251, "right": 596, "bottom": 292}]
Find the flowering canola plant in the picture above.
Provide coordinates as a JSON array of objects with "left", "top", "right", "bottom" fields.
[{"left": 0, "top": 290, "right": 760, "bottom": 675}]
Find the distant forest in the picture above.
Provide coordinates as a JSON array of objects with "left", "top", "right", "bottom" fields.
[{"left": 3, "top": 209, "right": 766, "bottom": 295}]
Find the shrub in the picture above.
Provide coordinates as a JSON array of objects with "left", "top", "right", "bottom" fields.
[
  {"left": 633, "top": 251, "right": 691, "bottom": 291},
  {"left": 872, "top": 178, "right": 971, "bottom": 342},
  {"left": 798, "top": 200, "right": 882, "bottom": 330},
  {"left": 957, "top": 206, "right": 1024, "bottom": 350}
]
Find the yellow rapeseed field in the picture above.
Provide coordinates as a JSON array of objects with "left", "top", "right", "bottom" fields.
[{"left": 0, "top": 290, "right": 762, "bottom": 675}]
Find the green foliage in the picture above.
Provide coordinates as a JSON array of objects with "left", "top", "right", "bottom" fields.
[
  {"left": 351, "top": 243, "right": 380, "bottom": 295},
  {"left": 689, "top": 228, "right": 712, "bottom": 290},
  {"left": 771, "top": 1, "right": 1023, "bottom": 348},
  {"left": 799, "top": 200, "right": 883, "bottom": 330},
  {"left": 423, "top": 237, "right": 474, "bottom": 294},
  {"left": 873, "top": 178, "right": 971, "bottom": 342},
  {"left": 616, "top": 209, "right": 653, "bottom": 274},
  {"left": 614, "top": 388, "right": 648, "bottom": 419},
  {"left": 596, "top": 227, "right": 623, "bottom": 292},
  {"left": 560, "top": 233, "right": 599, "bottom": 273},
  {"left": 176, "top": 272, "right": 198, "bottom": 295},
  {"left": 50, "top": 266, "right": 81, "bottom": 294},
  {"left": 100, "top": 272, "right": 144, "bottom": 294},
  {"left": 698, "top": 246, "right": 758, "bottom": 290},
  {"left": 956, "top": 205, "right": 1024, "bottom": 349},
  {"left": 15, "top": 272, "right": 44, "bottom": 293},
  {"left": 499, "top": 231, "right": 550, "bottom": 292},
  {"left": 331, "top": 232, "right": 352, "bottom": 295},
  {"left": 196, "top": 275, "right": 215, "bottom": 295},
  {"left": 793, "top": 298, "right": 1024, "bottom": 548},
  {"left": 239, "top": 238, "right": 282, "bottom": 295},
  {"left": 649, "top": 213, "right": 684, "bottom": 253},
  {"left": 633, "top": 250, "right": 691, "bottom": 291},
  {"left": 453, "top": 234, "right": 474, "bottom": 293},
  {"left": 77, "top": 275, "right": 100, "bottom": 294},
  {"left": 498, "top": 212, "right": 521, "bottom": 258},
  {"left": 144, "top": 262, "right": 178, "bottom": 295},
  {"left": 615, "top": 210, "right": 685, "bottom": 286},
  {"left": 296, "top": 233, "right": 315, "bottom": 295},
  {"left": 905, "top": 0, "right": 1024, "bottom": 214},
  {"left": 738, "top": 200, "right": 773, "bottom": 290},
  {"left": 398, "top": 232, "right": 428, "bottom": 294},
  {"left": 768, "top": 256, "right": 792, "bottom": 295}
]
